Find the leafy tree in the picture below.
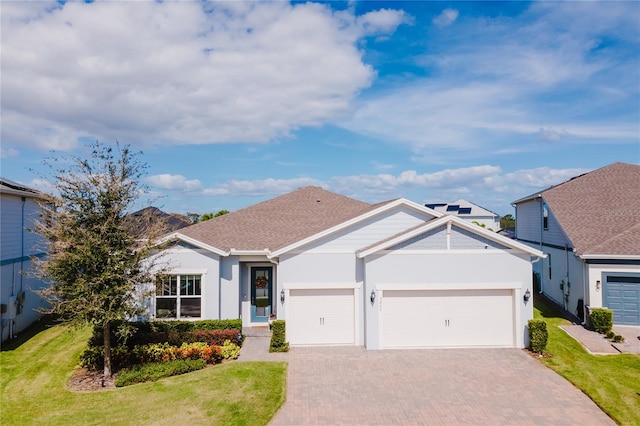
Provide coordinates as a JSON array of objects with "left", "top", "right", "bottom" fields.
[
  {"left": 186, "top": 212, "right": 200, "bottom": 224},
  {"left": 500, "top": 214, "right": 515, "bottom": 229},
  {"left": 33, "top": 141, "right": 167, "bottom": 378},
  {"left": 200, "top": 210, "right": 229, "bottom": 222},
  {"left": 200, "top": 212, "right": 214, "bottom": 221}
]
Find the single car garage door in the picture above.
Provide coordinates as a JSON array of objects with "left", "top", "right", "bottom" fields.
[
  {"left": 287, "top": 288, "right": 355, "bottom": 345},
  {"left": 604, "top": 275, "right": 640, "bottom": 325},
  {"left": 382, "top": 289, "right": 515, "bottom": 348}
]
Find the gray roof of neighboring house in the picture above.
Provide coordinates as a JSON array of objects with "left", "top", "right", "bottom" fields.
[
  {"left": 0, "top": 177, "right": 45, "bottom": 199},
  {"left": 176, "top": 186, "right": 393, "bottom": 252},
  {"left": 515, "top": 162, "right": 640, "bottom": 257}
]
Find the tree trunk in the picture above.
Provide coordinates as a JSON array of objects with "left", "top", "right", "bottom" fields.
[{"left": 103, "top": 321, "right": 112, "bottom": 378}]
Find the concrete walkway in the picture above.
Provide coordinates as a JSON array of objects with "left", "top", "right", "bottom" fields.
[{"left": 560, "top": 324, "right": 640, "bottom": 354}]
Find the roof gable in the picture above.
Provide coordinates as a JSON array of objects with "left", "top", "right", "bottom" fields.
[
  {"left": 541, "top": 162, "right": 640, "bottom": 256},
  {"left": 358, "top": 215, "right": 544, "bottom": 258},
  {"left": 174, "top": 186, "right": 375, "bottom": 253}
]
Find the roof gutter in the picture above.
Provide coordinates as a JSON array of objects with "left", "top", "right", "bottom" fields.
[{"left": 578, "top": 254, "right": 640, "bottom": 260}]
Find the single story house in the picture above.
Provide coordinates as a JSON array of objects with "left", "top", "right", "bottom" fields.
[
  {"left": 148, "top": 186, "right": 543, "bottom": 349},
  {"left": 425, "top": 199, "right": 501, "bottom": 231},
  {"left": 513, "top": 162, "right": 640, "bottom": 325},
  {"left": 0, "top": 178, "right": 48, "bottom": 342}
]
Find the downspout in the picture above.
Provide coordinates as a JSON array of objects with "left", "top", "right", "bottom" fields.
[
  {"left": 539, "top": 197, "right": 544, "bottom": 294},
  {"left": 580, "top": 253, "right": 588, "bottom": 325}
]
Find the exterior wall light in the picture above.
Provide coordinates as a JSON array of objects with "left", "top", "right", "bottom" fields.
[
  {"left": 596, "top": 280, "right": 601, "bottom": 291},
  {"left": 523, "top": 289, "right": 531, "bottom": 302},
  {"left": 280, "top": 289, "right": 285, "bottom": 304},
  {"left": 370, "top": 289, "right": 376, "bottom": 304}
]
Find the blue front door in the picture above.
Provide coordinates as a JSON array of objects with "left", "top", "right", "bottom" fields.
[{"left": 250, "top": 266, "right": 273, "bottom": 323}]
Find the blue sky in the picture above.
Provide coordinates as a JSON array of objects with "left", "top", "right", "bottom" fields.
[{"left": 1, "top": 1, "right": 638, "bottom": 217}]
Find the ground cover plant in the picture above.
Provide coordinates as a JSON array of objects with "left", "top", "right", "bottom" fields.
[
  {"left": 534, "top": 297, "right": 640, "bottom": 425},
  {"left": 1, "top": 322, "right": 287, "bottom": 425}
]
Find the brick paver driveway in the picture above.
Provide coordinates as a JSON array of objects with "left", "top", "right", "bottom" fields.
[{"left": 269, "top": 347, "right": 613, "bottom": 425}]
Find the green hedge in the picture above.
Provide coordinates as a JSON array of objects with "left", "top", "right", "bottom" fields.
[
  {"left": 589, "top": 308, "right": 613, "bottom": 334},
  {"left": 115, "top": 359, "right": 206, "bottom": 387},
  {"left": 269, "top": 320, "right": 289, "bottom": 353},
  {"left": 528, "top": 319, "right": 548, "bottom": 354}
]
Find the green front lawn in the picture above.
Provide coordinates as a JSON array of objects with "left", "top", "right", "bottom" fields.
[
  {"left": 1, "top": 323, "right": 286, "bottom": 425},
  {"left": 535, "top": 297, "right": 640, "bottom": 425}
]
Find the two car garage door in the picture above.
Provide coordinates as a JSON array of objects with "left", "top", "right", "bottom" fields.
[
  {"left": 382, "top": 289, "right": 516, "bottom": 348},
  {"left": 286, "top": 287, "right": 517, "bottom": 348}
]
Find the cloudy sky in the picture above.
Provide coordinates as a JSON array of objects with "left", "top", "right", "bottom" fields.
[{"left": 2, "top": 1, "right": 638, "bottom": 217}]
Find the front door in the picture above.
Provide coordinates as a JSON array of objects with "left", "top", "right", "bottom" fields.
[{"left": 250, "top": 266, "right": 273, "bottom": 323}]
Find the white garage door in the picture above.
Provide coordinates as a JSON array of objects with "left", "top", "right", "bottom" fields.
[
  {"left": 382, "top": 289, "right": 515, "bottom": 348},
  {"left": 288, "top": 288, "right": 355, "bottom": 345}
]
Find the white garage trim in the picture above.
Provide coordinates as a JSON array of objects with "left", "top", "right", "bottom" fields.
[
  {"left": 373, "top": 282, "right": 521, "bottom": 291},
  {"left": 380, "top": 289, "right": 517, "bottom": 349},
  {"left": 283, "top": 281, "right": 362, "bottom": 290},
  {"left": 286, "top": 287, "right": 358, "bottom": 346}
]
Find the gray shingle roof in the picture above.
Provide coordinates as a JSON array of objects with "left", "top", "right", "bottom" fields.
[
  {"left": 176, "top": 186, "right": 389, "bottom": 252},
  {"left": 541, "top": 162, "right": 640, "bottom": 256}
]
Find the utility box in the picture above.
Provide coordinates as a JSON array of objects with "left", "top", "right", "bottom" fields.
[{"left": 6, "top": 296, "right": 17, "bottom": 319}]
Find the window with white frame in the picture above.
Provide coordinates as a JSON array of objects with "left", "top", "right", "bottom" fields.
[{"left": 155, "top": 274, "right": 202, "bottom": 319}]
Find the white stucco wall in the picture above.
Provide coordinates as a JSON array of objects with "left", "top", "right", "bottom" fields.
[
  {"left": 363, "top": 250, "right": 534, "bottom": 349},
  {"left": 148, "top": 245, "right": 220, "bottom": 320}
]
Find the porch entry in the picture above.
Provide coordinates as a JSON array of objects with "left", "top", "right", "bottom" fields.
[{"left": 250, "top": 266, "right": 273, "bottom": 323}]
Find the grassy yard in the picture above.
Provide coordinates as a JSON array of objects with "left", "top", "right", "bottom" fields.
[
  {"left": 1, "top": 323, "right": 286, "bottom": 426},
  {"left": 534, "top": 297, "right": 640, "bottom": 425}
]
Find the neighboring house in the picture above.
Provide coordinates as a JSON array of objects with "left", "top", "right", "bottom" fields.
[
  {"left": 425, "top": 199, "right": 501, "bottom": 231},
  {"left": 147, "top": 186, "right": 543, "bottom": 349},
  {"left": 127, "top": 206, "right": 191, "bottom": 238},
  {"left": 513, "top": 162, "right": 640, "bottom": 325},
  {"left": 0, "top": 178, "right": 48, "bottom": 342}
]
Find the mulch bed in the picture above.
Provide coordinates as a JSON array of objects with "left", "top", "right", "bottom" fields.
[{"left": 68, "top": 368, "right": 116, "bottom": 391}]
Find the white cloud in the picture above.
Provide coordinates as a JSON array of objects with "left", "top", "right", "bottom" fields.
[
  {"left": 145, "top": 174, "right": 202, "bottom": 192},
  {"left": 1, "top": 1, "right": 407, "bottom": 151},
  {"left": 432, "top": 9, "right": 458, "bottom": 27},
  {"left": 341, "top": 2, "right": 639, "bottom": 154},
  {"left": 0, "top": 147, "right": 19, "bottom": 158},
  {"left": 203, "top": 177, "right": 322, "bottom": 197}
]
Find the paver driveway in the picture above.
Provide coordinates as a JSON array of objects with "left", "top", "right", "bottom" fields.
[{"left": 269, "top": 346, "right": 613, "bottom": 425}]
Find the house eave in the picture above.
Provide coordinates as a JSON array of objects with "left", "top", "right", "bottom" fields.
[
  {"left": 157, "top": 233, "right": 229, "bottom": 256},
  {"left": 578, "top": 254, "right": 640, "bottom": 261}
]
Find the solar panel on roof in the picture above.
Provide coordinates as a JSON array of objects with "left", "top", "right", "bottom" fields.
[{"left": 446, "top": 205, "right": 459, "bottom": 212}]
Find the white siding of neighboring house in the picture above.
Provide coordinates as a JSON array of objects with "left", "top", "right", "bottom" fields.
[
  {"left": 515, "top": 199, "right": 542, "bottom": 243},
  {"left": 1, "top": 192, "right": 49, "bottom": 342}
]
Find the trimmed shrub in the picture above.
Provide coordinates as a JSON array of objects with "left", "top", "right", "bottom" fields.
[
  {"left": 612, "top": 334, "right": 625, "bottom": 343},
  {"left": 606, "top": 330, "right": 615, "bottom": 339},
  {"left": 528, "top": 319, "right": 548, "bottom": 354},
  {"left": 589, "top": 308, "right": 613, "bottom": 334},
  {"left": 114, "top": 359, "right": 206, "bottom": 387},
  {"left": 269, "top": 320, "right": 289, "bottom": 353},
  {"left": 221, "top": 340, "right": 240, "bottom": 360}
]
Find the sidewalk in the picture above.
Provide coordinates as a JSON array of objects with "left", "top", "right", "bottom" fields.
[
  {"left": 560, "top": 324, "right": 640, "bottom": 354},
  {"left": 237, "top": 327, "right": 289, "bottom": 362}
]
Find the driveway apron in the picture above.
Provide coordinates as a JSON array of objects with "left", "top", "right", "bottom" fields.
[{"left": 269, "top": 347, "right": 614, "bottom": 425}]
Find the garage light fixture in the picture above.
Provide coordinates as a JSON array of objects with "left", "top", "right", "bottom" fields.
[
  {"left": 280, "top": 289, "right": 285, "bottom": 304},
  {"left": 370, "top": 289, "right": 376, "bottom": 304},
  {"left": 523, "top": 289, "right": 531, "bottom": 302}
]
